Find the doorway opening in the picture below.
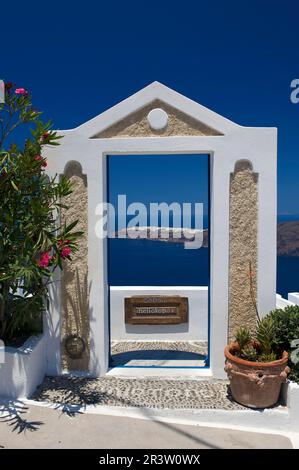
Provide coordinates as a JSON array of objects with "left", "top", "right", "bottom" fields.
[{"left": 107, "top": 154, "right": 210, "bottom": 368}]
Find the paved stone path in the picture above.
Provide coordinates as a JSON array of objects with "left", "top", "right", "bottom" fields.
[
  {"left": 33, "top": 376, "right": 253, "bottom": 410},
  {"left": 0, "top": 404, "right": 292, "bottom": 449}
]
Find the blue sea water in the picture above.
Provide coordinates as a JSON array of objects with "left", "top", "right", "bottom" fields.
[
  {"left": 108, "top": 238, "right": 210, "bottom": 286},
  {"left": 108, "top": 215, "right": 299, "bottom": 299}
]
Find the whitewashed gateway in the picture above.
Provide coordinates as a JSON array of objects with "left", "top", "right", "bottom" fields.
[{"left": 41, "top": 82, "right": 277, "bottom": 379}]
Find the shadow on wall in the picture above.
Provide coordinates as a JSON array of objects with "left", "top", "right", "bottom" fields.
[
  {"left": 60, "top": 161, "right": 90, "bottom": 373},
  {"left": 61, "top": 269, "right": 91, "bottom": 371}
]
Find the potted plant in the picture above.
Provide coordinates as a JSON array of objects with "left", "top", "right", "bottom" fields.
[{"left": 224, "top": 263, "right": 290, "bottom": 408}]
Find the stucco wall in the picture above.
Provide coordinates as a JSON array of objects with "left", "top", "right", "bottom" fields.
[
  {"left": 228, "top": 160, "right": 258, "bottom": 341},
  {"left": 93, "top": 100, "right": 222, "bottom": 138},
  {"left": 60, "top": 162, "right": 90, "bottom": 371}
]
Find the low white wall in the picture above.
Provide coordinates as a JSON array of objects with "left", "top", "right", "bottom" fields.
[
  {"left": 276, "top": 294, "right": 295, "bottom": 309},
  {"left": 288, "top": 292, "right": 299, "bottom": 305},
  {"left": 287, "top": 381, "right": 299, "bottom": 431},
  {"left": 110, "top": 286, "right": 208, "bottom": 342},
  {"left": 0, "top": 335, "right": 46, "bottom": 399}
]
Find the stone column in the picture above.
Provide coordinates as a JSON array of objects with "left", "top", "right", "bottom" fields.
[
  {"left": 60, "top": 162, "right": 90, "bottom": 371},
  {"left": 228, "top": 160, "right": 258, "bottom": 341}
]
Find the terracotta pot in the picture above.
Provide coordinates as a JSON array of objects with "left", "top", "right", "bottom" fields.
[{"left": 224, "top": 344, "right": 290, "bottom": 408}]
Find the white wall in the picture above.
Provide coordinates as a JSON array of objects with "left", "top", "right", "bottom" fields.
[
  {"left": 110, "top": 286, "right": 208, "bottom": 342},
  {"left": 0, "top": 335, "right": 46, "bottom": 399}
]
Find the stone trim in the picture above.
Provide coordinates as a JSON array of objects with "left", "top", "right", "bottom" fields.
[
  {"left": 228, "top": 160, "right": 258, "bottom": 341},
  {"left": 60, "top": 162, "right": 90, "bottom": 371},
  {"left": 92, "top": 99, "right": 223, "bottom": 138}
]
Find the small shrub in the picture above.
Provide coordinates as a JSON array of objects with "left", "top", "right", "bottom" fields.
[{"left": 267, "top": 305, "right": 299, "bottom": 383}]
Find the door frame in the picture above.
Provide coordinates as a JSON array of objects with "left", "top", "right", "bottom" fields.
[{"left": 105, "top": 152, "right": 211, "bottom": 370}]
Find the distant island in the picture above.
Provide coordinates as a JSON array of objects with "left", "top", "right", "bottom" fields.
[
  {"left": 277, "top": 221, "right": 299, "bottom": 257},
  {"left": 114, "top": 226, "right": 209, "bottom": 247},
  {"left": 114, "top": 221, "right": 299, "bottom": 256}
]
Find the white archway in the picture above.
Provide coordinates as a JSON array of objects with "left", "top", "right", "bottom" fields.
[{"left": 44, "top": 82, "right": 277, "bottom": 379}]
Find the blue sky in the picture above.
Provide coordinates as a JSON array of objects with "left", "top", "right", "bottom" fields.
[{"left": 1, "top": 0, "right": 298, "bottom": 214}]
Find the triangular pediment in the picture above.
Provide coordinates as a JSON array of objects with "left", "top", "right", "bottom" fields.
[
  {"left": 91, "top": 99, "right": 223, "bottom": 138},
  {"left": 70, "top": 82, "right": 240, "bottom": 139}
]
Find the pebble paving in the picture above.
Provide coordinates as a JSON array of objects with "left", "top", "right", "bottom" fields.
[
  {"left": 33, "top": 376, "right": 250, "bottom": 410},
  {"left": 33, "top": 342, "right": 285, "bottom": 411}
]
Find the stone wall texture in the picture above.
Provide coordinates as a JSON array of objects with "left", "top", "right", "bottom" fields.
[
  {"left": 93, "top": 100, "right": 222, "bottom": 138},
  {"left": 228, "top": 160, "right": 258, "bottom": 341},
  {"left": 60, "top": 162, "right": 90, "bottom": 371}
]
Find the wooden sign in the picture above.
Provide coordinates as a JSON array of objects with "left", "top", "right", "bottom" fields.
[{"left": 125, "top": 295, "right": 188, "bottom": 325}]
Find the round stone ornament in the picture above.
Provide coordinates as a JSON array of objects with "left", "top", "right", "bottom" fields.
[
  {"left": 147, "top": 108, "right": 168, "bottom": 131},
  {"left": 64, "top": 334, "right": 86, "bottom": 359}
]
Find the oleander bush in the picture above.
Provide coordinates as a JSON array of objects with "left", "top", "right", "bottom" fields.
[{"left": 0, "top": 82, "right": 81, "bottom": 344}]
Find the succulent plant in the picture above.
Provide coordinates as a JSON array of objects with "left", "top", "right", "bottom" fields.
[
  {"left": 256, "top": 317, "right": 275, "bottom": 355},
  {"left": 240, "top": 344, "right": 258, "bottom": 362},
  {"left": 235, "top": 326, "right": 251, "bottom": 350},
  {"left": 258, "top": 352, "right": 277, "bottom": 363}
]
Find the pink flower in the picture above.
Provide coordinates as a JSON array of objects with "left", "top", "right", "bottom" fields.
[
  {"left": 39, "top": 252, "right": 51, "bottom": 268},
  {"left": 58, "top": 239, "right": 70, "bottom": 246},
  {"left": 34, "top": 155, "right": 47, "bottom": 168},
  {"left": 5, "top": 82, "right": 13, "bottom": 91},
  {"left": 40, "top": 132, "right": 50, "bottom": 143},
  {"left": 15, "top": 88, "right": 28, "bottom": 95},
  {"left": 61, "top": 246, "right": 72, "bottom": 258}
]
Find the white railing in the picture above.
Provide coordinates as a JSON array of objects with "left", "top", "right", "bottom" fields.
[
  {"left": 276, "top": 292, "right": 299, "bottom": 309},
  {"left": 288, "top": 292, "right": 299, "bottom": 305}
]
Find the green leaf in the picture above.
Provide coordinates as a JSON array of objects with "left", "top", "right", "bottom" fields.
[{"left": 11, "top": 180, "right": 19, "bottom": 191}]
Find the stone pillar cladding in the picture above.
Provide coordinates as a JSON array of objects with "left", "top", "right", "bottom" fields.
[
  {"left": 228, "top": 160, "right": 259, "bottom": 342},
  {"left": 60, "top": 162, "right": 90, "bottom": 371}
]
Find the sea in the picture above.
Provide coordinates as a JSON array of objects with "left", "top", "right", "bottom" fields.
[{"left": 108, "top": 214, "right": 299, "bottom": 299}]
